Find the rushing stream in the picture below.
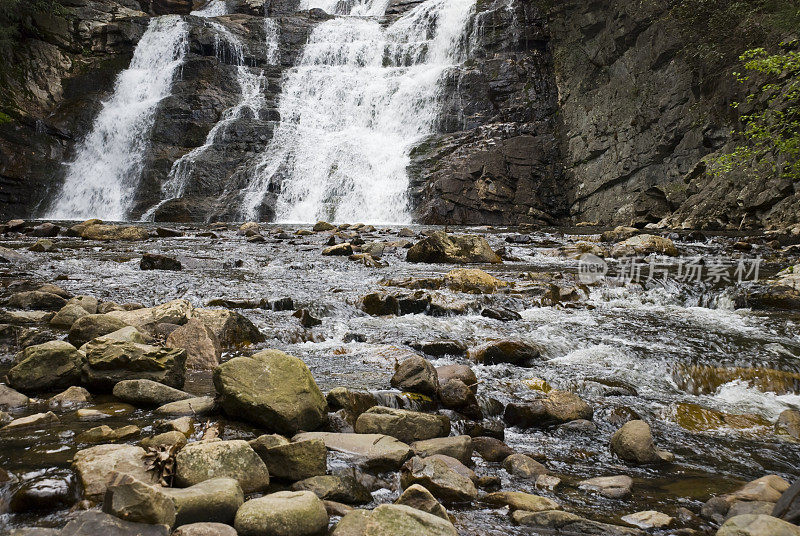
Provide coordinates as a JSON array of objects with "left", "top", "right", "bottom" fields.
[{"left": 1, "top": 224, "right": 799, "bottom": 534}]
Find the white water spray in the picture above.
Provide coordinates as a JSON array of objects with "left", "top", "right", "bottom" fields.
[
  {"left": 46, "top": 16, "right": 189, "bottom": 221},
  {"left": 240, "top": 0, "right": 476, "bottom": 223}
]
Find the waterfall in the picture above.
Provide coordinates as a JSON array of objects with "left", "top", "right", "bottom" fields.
[
  {"left": 45, "top": 16, "right": 189, "bottom": 221},
  {"left": 240, "top": 0, "right": 476, "bottom": 224},
  {"left": 142, "top": 16, "right": 280, "bottom": 221}
]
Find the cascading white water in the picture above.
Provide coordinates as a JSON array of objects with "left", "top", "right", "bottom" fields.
[
  {"left": 141, "top": 16, "right": 280, "bottom": 221},
  {"left": 240, "top": 0, "right": 476, "bottom": 223},
  {"left": 46, "top": 16, "right": 189, "bottom": 221}
]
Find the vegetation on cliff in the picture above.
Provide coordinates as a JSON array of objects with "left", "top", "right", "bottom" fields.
[
  {"left": 711, "top": 44, "right": 800, "bottom": 183},
  {"left": 0, "top": 0, "right": 61, "bottom": 57}
]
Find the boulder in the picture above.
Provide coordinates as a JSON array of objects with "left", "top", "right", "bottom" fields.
[
  {"left": 293, "top": 432, "right": 412, "bottom": 471},
  {"left": 610, "top": 420, "right": 674, "bottom": 464},
  {"left": 332, "top": 504, "right": 457, "bottom": 536},
  {"left": 234, "top": 491, "right": 328, "bottom": 536},
  {"left": 214, "top": 350, "right": 327, "bottom": 435},
  {"left": 155, "top": 397, "right": 217, "bottom": 417},
  {"left": 578, "top": 475, "right": 634, "bottom": 499},
  {"left": 504, "top": 390, "right": 593, "bottom": 427},
  {"left": 443, "top": 268, "right": 507, "bottom": 293},
  {"left": 47, "top": 386, "right": 92, "bottom": 408},
  {"left": 253, "top": 438, "right": 327, "bottom": 482},
  {"left": 0, "top": 384, "right": 31, "bottom": 409},
  {"left": 175, "top": 440, "right": 270, "bottom": 494},
  {"left": 472, "top": 437, "right": 513, "bottom": 462},
  {"left": 435, "top": 364, "right": 476, "bottom": 391},
  {"left": 470, "top": 340, "right": 542, "bottom": 366},
  {"left": 82, "top": 340, "right": 186, "bottom": 391},
  {"left": 601, "top": 226, "right": 639, "bottom": 242},
  {"left": 191, "top": 308, "right": 264, "bottom": 347},
  {"left": 777, "top": 409, "right": 800, "bottom": 439},
  {"left": 355, "top": 407, "right": 450, "bottom": 444},
  {"left": 72, "top": 444, "right": 158, "bottom": 501},
  {"left": 503, "top": 453, "right": 547, "bottom": 479},
  {"left": 773, "top": 477, "right": 800, "bottom": 524},
  {"left": 390, "top": 356, "right": 439, "bottom": 397},
  {"left": 68, "top": 314, "right": 130, "bottom": 347},
  {"left": 50, "top": 304, "right": 89, "bottom": 327},
  {"left": 611, "top": 234, "right": 678, "bottom": 257},
  {"left": 113, "top": 379, "right": 192, "bottom": 407},
  {"left": 61, "top": 511, "right": 167, "bottom": 536},
  {"left": 361, "top": 293, "right": 400, "bottom": 316},
  {"left": 395, "top": 483, "right": 449, "bottom": 520},
  {"left": 438, "top": 379, "right": 481, "bottom": 419},
  {"left": 410, "top": 436, "right": 473, "bottom": 466},
  {"left": 80, "top": 224, "right": 150, "bottom": 241},
  {"left": 400, "top": 455, "right": 477, "bottom": 503},
  {"left": 7, "top": 340, "right": 84, "bottom": 392},
  {"left": 238, "top": 222, "right": 261, "bottom": 236},
  {"left": 7, "top": 291, "right": 67, "bottom": 311},
  {"left": 102, "top": 473, "right": 176, "bottom": 526},
  {"left": 140, "top": 254, "right": 182, "bottom": 271},
  {"left": 717, "top": 514, "right": 800, "bottom": 536},
  {"left": 325, "top": 388, "right": 377, "bottom": 423},
  {"left": 483, "top": 491, "right": 560, "bottom": 512},
  {"left": 291, "top": 475, "right": 372, "bottom": 505},
  {"left": 31, "top": 223, "right": 60, "bottom": 237},
  {"left": 80, "top": 326, "right": 148, "bottom": 350},
  {"left": 406, "top": 232, "right": 501, "bottom": 264},
  {"left": 68, "top": 295, "right": 99, "bottom": 314},
  {"left": 163, "top": 477, "right": 244, "bottom": 527}
]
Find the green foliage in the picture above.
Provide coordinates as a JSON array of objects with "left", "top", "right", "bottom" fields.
[{"left": 710, "top": 43, "right": 800, "bottom": 182}]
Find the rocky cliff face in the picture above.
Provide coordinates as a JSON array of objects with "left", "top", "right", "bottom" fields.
[{"left": 0, "top": 0, "right": 796, "bottom": 228}]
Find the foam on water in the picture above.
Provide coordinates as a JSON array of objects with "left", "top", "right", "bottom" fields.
[{"left": 707, "top": 380, "right": 800, "bottom": 420}]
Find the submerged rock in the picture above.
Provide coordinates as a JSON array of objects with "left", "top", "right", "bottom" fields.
[
  {"left": 214, "top": 350, "right": 327, "bottom": 435},
  {"left": 578, "top": 475, "right": 634, "bottom": 499}
]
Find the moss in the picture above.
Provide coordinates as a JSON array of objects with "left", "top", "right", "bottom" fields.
[{"left": 0, "top": 111, "right": 11, "bottom": 124}]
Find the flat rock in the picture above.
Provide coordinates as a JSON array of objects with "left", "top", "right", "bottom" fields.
[
  {"left": 354, "top": 407, "right": 450, "bottom": 444},
  {"left": 113, "top": 379, "right": 192, "bottom": 407},
  {"left": 717, "top": 514, "right": 800, "bottom": 536},
  {"left": 410, "top": 435, "right": 472, "bottom": 466},
  {"left": 61, "top": 511, "right": 167, "bottom": 536},
  {"left": 578, "top": 475, "right": 634, "bottom": 499},
  {"left": 253, "top": 438, "right": 327, "bottom": 482},
  {"left": 155, "top": 396, "right": 217, "bottom": 417},
  {"left": 293, "top": 432, "right": 412, "bottom": 471},
  {"left": 483, "top": 491, "right": 560, "bottom": 512},
  {"left": 400, "top": 455, "right": 477, "bottom": 504}
]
